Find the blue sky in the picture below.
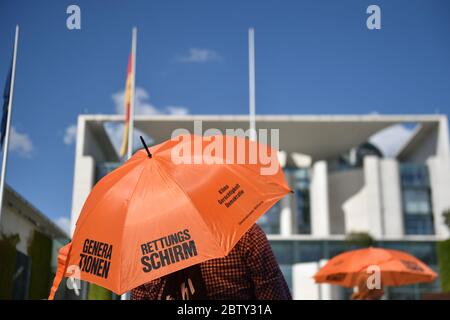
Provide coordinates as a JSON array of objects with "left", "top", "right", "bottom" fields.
[{"left": 0, "top": 0, "right": 449, "bottom": 234}]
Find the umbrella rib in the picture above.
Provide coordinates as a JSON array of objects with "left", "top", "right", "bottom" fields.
[
  {"left": 74, "top": 159, "right": 143, "bottom": 236},
  {"left": 156, "top": 162, "right": 226, "bottom": 257},
  {"left": 116, "top": 163, "right": 148, "bottom": 294}
]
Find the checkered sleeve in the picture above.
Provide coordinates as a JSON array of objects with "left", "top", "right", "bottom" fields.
[
  {"left": 130, "top": 278, "right": 164, "bottom": 300},
  {"left": 245, "top": 224, "right": 292, "bottom": 300}
]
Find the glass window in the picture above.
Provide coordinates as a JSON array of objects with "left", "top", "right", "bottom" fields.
[
  {"left": 400, "top": 164, "right": 434, "bottom": 235},
  {"left": 404, "top": 215, "right": 435, "bottom": 235},
  {"left": 296, "top": 242, "right": 322, "bottom": 263},
  {"left": 400, "top": 164, "right": 430, "bottom": 188},
  {"left": 96, "top": 162, "right": 121, "bottom": 182},
  {"left": 326, "top": 241, "right": 360, "bottom": 259},
  {"left": 257, "top": 202, "right": 280, "bottom": 235},
  {"left": 296, "top": 190, "right": 310, "bottom": 234},
  {"left": 403, "top": 190, "right": 431, "bottom": 215},
  {"left": 290, "top": 168, "right": 311, "bottom": 234},
  {"left": 269, "top": 241, "right": 294, "bottom": 265}
]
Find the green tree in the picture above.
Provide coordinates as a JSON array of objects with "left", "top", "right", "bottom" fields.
[
  {"left": 443, "top": 209, "right": 450, "bottom": 231},
  {"left": 437, "top": 240, "right": 450, "bottom": 293},
  {"left": 436, "top": 209, "right": 450, "bottom": 293},
  {"left": 345, "top": 231, "right": 375, "bottom": 247}
]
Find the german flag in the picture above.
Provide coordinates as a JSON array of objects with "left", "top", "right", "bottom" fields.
[{"left": 119, "top": 53, "right": 134, "bottom": 157}]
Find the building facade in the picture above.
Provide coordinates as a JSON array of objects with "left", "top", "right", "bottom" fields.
[
  {"left": 70, "top": 114, "right": 450, "bottom": 299},
  {"left": 0, "top": 185, "right": 69, "bottom": 299}
]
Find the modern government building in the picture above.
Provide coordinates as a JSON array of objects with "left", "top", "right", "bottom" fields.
[{"left": 69, "top": 114, "right": 450, "bottom": 300}]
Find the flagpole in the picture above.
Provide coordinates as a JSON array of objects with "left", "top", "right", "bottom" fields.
[
  {"left": 121, "top": 26, "right": 137, "bottom": 301},
  {"left": 127, "top": 27, "right": 137, "bottom": 159},
  {"left": 248, "top": 28, "right": 256, "bottom": 142},
  {"left": 0, "top": 25, "right": 19, "bottom": 223}
]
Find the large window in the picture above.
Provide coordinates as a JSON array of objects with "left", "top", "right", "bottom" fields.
[
  {"left": 258, "top": 167, "right": 311, "bottom": 235},
  {"left": 291, "top": 169, "right": 311, "bottom": 234},
  {"left": 400, "top": 164, "right": 434, "bottom": 235}
]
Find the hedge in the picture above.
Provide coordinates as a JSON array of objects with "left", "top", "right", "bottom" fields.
[
  {"left": 437, "top": 239, "right": 450, "bottom": 293},
  {"left": 27, "top": 230, "right": 52, "bottom": 299},
  {"left": 0, "top": 233, "right": 19, "bottom": 299},
  {"left": 88, "top": 283, "right": 113, "bottom": 300}
]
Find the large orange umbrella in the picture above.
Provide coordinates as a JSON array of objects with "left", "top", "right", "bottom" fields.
[
  {"left": 314, "top": 247, "right": 437, "bottom": 287},
  {"left": 48, "top": 134, "right": 291, "bottom": 299}
]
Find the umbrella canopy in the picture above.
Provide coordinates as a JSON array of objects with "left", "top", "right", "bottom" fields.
[
  {"left": 48, "top": 134, "right": 291, "bottom": 298},
  {"left": 314, "top": 247, "right": 437, "bottom": 288}
]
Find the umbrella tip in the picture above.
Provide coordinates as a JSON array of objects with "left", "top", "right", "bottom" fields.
[{"left": 139, "top": 136, "right": 152, "bottom": 158}]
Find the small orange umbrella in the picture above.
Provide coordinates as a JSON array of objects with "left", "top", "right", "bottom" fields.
[
  {"left": 314, "top": 247, "right": 437, "bottom": 288},
  {"left": 48, "top": 134, "right": 291, "bottom": 299}
]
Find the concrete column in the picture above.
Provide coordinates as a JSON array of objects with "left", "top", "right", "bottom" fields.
[
  {"left": 70, "top": 156, "right": 95, "bottom": 236},
  {"left": 427, "top": 157, "right": 450, "bottom": 239},
  {"left": 380, "top": 159, "right": 404, "bottom": 237},
  {"left": 279, "top": 195, "right": 293, "bottom": 236},
  {"left": 70, "top": 118, "right": 95, "bottom": 236},
  {"left": 363, "top": 156, "right": 383, "bottom": 238},
  {"left": 310, "top": 161, "right": 330, "bottom": 237},
  {"left": 292, "top": 260, "right": 338, "bottom": 300},
  {"left": 437, "top": 116, "right": 450, "bottom": 158},
  {"left": 343, "top": 185, "right": 369, "bottom": 234}
]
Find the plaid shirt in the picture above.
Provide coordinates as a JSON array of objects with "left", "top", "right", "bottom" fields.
[{"left": 131, "top": 224, "right": 292, "bottom": 300}]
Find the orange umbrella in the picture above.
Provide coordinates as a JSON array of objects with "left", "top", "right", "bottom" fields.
[
  {"left": 314, "top": 247, "right": 437, "bottom": 287},
  {"left": 48, "top": 134, "right": 291, "bottom": 299}
]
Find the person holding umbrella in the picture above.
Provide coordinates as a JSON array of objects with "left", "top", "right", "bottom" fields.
[
  {"left": 48, "top": 135, "right": 293, "bottom": 300},
  {"left": 131, "top": 223, "right": 292, "bottom": 300},
  {"left": 314, "top": 247, "right": 437, "bottom": 300}
]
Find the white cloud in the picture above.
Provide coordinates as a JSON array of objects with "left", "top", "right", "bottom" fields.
[
  {"left": 109, "top": 87, "right": 189, "bottom": 157},
  {"left": 369, "top": 124, "right": 416, "bottom": 157},
  {"left": 112, "top": 86, "right": 189, "bottom": 116},
  {"left": 9, "top": 126, "right": 34, "bottom": 158},
  {"left": 63, "top": 124, "right": 77, "bottom": 145},
  {"left": 112, "top": 87, "right": 161, "bottom": 115},
  {"left": 176, "top": 48, "right": 222, "bottom": 63},
  {"left": 166, "top": 106, "right": 189, "bottom": 115},
  {"left": 54, "top": 216, "right": 70, "bottom": 236}
]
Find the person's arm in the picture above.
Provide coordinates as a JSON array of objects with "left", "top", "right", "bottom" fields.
[
  {"left": 130, "top": 278, "right": 163, "bottom": 300},
  {"left": 245, "top": 224, "right": 292, "bottom": 300}
]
